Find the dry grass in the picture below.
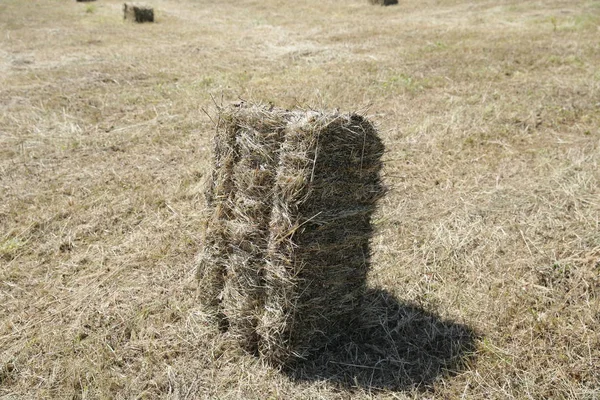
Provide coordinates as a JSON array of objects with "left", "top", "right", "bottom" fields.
[{"left": 0, "top": 0, "right": 599, "bottom": 398}]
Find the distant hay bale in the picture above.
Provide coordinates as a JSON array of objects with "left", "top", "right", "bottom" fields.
[
  {"left": 76, "top": 0, "right": 96, "bottom": 2},
  {"left": 197, "top": 103, "right": 385, "bottom": 366},
  {"left": 369, "top": 0, "right": 398, "bottom": 5},
  {"left": 123, "top": 3, "right": 154, "bottom": 23}
]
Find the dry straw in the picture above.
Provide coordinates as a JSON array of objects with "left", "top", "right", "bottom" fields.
[{"left": 198, "top": 103, "right": 385, "bottom": 366}]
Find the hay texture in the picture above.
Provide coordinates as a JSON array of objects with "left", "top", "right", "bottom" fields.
[
  {"left": 123, "top": 3, "right": 154, "bottom": 23},
  {"left": 198, "top": 106, "right": 286, "bottom": 352},
  {"left": 198, "top": 103, "right": 385, "bottom": 365},
  {"left": 369, "top": 0, "right": 399, "bottom": 5}
]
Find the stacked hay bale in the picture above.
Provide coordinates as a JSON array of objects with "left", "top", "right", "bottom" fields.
[
  {"left": 369, "top": 0, "right": 399, "bottom": 5},
  {"left": 123, "top": 3, "right": 154, "bottom": 23},
  {"left": 198, "top": 103, "right": 385, "bottom": 366}
]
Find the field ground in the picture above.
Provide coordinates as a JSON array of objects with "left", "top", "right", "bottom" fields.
[{"left": 1, "top": 0, "right": 599, "bottom": 398}]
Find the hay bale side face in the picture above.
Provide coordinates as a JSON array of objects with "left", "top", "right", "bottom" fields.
[
  {"left": 134, "top": 6, "right": 154, "bottom": 23},
  {"left": 217, "top": 107, "right": 286, "bottom": 353},
  {"left": 257, "top": 112, "right": 385, "bottom": 364},
  {"left": 196, "top": 119, "right": 239, "bottom": 312},
  {"left": 123, "top": 3, "right": 154, "bottom": 23},
  {"left": 123, "top": 3, "right": 134, "bottom": 20}
]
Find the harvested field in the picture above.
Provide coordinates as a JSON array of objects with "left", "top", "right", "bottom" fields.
[{"left": 1, "top": 0, "right": 599, "bottom": 399}]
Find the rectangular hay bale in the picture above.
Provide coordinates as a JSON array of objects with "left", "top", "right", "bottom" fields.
[
  {"left": 197, "top": 104, "right": 385, "bottom": 366},
  {"left": 369, "top": 0, "right": 399, "bottom": 5},
  {"left": 123, "top": 3, "right": 154, "bottom": 23}
]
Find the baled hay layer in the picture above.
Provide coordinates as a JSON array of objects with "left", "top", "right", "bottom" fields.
[
  {"left": 369, "top": 0, "right": 399, "bottom": 5},
  {"left": 257, "top": 112, "right": 385, "bottom": 365},
  {"left": 217, "top": 108, "right": 286, "bottom": 353},
  {"left": 196, "top": 115, "right": 238, "bottom": 312}
]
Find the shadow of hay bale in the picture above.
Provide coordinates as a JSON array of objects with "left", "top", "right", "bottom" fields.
[{"left": 284, "top": 289, "right": 478, "bottom": 391}]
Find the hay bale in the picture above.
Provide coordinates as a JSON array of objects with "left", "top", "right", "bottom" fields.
[
  {"left": 76, "top": 0, "right": 96, "bottom": 2},
  {"left": 216, "top": 107, "right": 286, "bottom": 353},
  {"left": 198, "top": 103, "right": 385, "bottom": 366},
  {"left": 369, "top": 0, "right": 398, "bottom": 5},
  {"left": 123, "top": 3, "right": 154, "bottom": 23}
]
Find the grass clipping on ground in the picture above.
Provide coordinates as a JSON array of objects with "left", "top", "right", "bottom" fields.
[{"left": 197, "top": 103, "right": 385, "bottom": 366}]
